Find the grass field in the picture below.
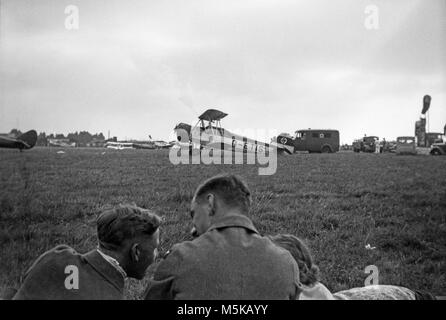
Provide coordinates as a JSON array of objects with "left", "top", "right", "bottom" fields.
[{"left": 1, "top": 147, "right": 445, "bottom": 299}]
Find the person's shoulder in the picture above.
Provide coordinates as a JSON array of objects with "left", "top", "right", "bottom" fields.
[
  {"left": 256, "top": 235, "right": 299, "bottom": 272},
  {"left": 162, "top": 237, "right": 202, "bottom": 261},
  {"left": 151, "top": 241, "right": 194, "bottom": 280},
  {"left": 258, "top": 235, "right": 294, "bottom": 258},
  {"left": 27, "top": 244, "right": 81, "bottom": 271},
  {"left": 37, "top": 244, "right": 79, "bottom": 261},
  {"left": 47, "top": 244, "right": 78, "bottom": 256},
  {"left": 156, "top": 235, "right": 213, "bottom": 271},
  {"left": 13, "top": 245, "right": 82, "bottom": 299},
  {"left": 172, "top": 232, "right": 220, "bottom": 254}
]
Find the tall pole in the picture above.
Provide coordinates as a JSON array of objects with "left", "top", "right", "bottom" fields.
[{"left": 427, "top": 110, "right": 430, "bottom": 133}]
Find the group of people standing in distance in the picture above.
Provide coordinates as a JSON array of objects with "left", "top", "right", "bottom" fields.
[{"left": 5, "top": 174, "right": 436, "bottom": 300}]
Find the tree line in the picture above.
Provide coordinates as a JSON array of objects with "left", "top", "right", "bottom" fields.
[{"left": 8, "top": 129, "right": 107, "bottom": 147}]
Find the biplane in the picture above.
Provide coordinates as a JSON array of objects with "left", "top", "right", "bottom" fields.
[
  {"left": 48, "top": 138, "right": 76, "bottom": 148},
  {"left": 173, "top": 109, "right": 276, "bottom": 154},
  {"left": 0, "top": 130, "right": 38, "bottom": 151},
  {"left": 153, "top": 140, "right": 174, "bottom": 149},
  {"left": 105, "top": 139, "right": 173, "bottom": 150}
]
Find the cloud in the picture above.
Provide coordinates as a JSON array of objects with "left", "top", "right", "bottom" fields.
[{"left": 0, "top": 0, "right": 445, "bottom": 142}]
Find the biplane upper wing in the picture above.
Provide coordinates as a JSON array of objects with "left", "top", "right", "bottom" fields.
[{"left": 198, "top": 109, "right": 228, "bottom": 121}]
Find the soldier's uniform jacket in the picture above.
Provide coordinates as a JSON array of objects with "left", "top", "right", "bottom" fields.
[
  {"left": 13, "top": 245, "right": 125, "bottom": 300},
  {"left": 145, "top": 214, "right": 302, "bottom": 300}
]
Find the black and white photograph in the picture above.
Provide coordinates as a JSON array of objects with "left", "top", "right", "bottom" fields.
[{"left": 0, "top": 0, "right": 445, "bottom": 307}]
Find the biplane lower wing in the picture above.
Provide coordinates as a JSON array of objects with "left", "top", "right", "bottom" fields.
[{"left": 196, "top": 128, "right": 273, "bottom": 154}]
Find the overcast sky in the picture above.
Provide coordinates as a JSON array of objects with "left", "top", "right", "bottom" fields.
[{"left": 1, "top": 0, "right": 445, "bottom": 143}]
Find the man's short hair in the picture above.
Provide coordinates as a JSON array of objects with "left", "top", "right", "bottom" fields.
[
  {"left": 194, "top": 174, "right": 252, "bottom": 211},
  {"left": 97, "top": 204, "right": 161, "bottom": 250}
]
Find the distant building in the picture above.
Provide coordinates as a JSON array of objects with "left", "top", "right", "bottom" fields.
[{"left": 87, "top": 139, "right": 106, "bottom": 147}]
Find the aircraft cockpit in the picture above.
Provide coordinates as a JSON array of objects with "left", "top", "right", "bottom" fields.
[{"left": 204, "top": 124, "right": 224, "bottom": 135}]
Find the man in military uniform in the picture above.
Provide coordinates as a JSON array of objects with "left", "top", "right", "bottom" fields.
[
  {"left": 145, "top": 174, "right": 302, "bottom": 300},
  {"left": 13, "top": 204, "right": 161, "bottom": 300}
]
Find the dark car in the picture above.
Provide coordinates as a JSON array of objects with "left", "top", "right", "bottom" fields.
[
  {"left": 430, "top": 142, "right": 446, "bottom": 155},
  {"left": 352, "top": 136, "right": 379, "bottom": 153}
]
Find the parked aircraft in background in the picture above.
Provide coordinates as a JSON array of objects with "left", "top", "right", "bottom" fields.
[
  {"left": 132, "top": 141, "right": 156, "bottom": 149},
  {"left": 148, "top": 135, "right": 174, "bottom": 149},
  {"left": 153, "top": 140, "right": 174, "bottom": 149},
  {"left": 105, "top": 136, "right": 174, "bottom": 150},
  {"left": 48, "top": 138, "right": 76, "bottom": 148},
  {"left": 0, "top": 130, "right": 37, "bottom": 151},
  {"left": 105, "top": 141, "right": 134, "bottom": 150}
]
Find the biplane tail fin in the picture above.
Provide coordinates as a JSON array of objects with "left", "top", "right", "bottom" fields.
[
  {"left": 174, "top": 123, "right": 192, "bottom": 142},
  {"left": 17, "top": 130, "right": 38, "bottom": 149}
]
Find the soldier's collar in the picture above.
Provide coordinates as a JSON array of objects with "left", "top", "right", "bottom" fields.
[
  {"left": 83, "top": 250, "right": 125, "bottom": 292},
  {"left": 207, "top": 213, "right": 259, "bottom": 234},
  {"left": 96, "top": 248, "right": 127, "bottom": 279}
]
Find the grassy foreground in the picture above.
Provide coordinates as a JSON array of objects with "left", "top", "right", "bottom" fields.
[{"left": 0, "top": 147, "right": 445, "bottom": 298}]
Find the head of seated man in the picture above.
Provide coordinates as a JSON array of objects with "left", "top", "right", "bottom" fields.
[
  {"left": 97, "top": 204, "right": 161, "bottom": 280},
  {"left": 190, "top": 174, "right": 251, "bottom": 237}
]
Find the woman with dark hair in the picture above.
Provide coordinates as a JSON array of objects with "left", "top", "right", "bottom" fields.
[{"left": 268, "top": 234, "right": 334, "bottom": 300}]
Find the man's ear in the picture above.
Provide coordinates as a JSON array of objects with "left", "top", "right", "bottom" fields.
[
  {"left": 207, "top": 193, "right": 216, "bottom": 216},
  {"left": 130, "top": 243, "right": 140, "bottom": 262}
]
